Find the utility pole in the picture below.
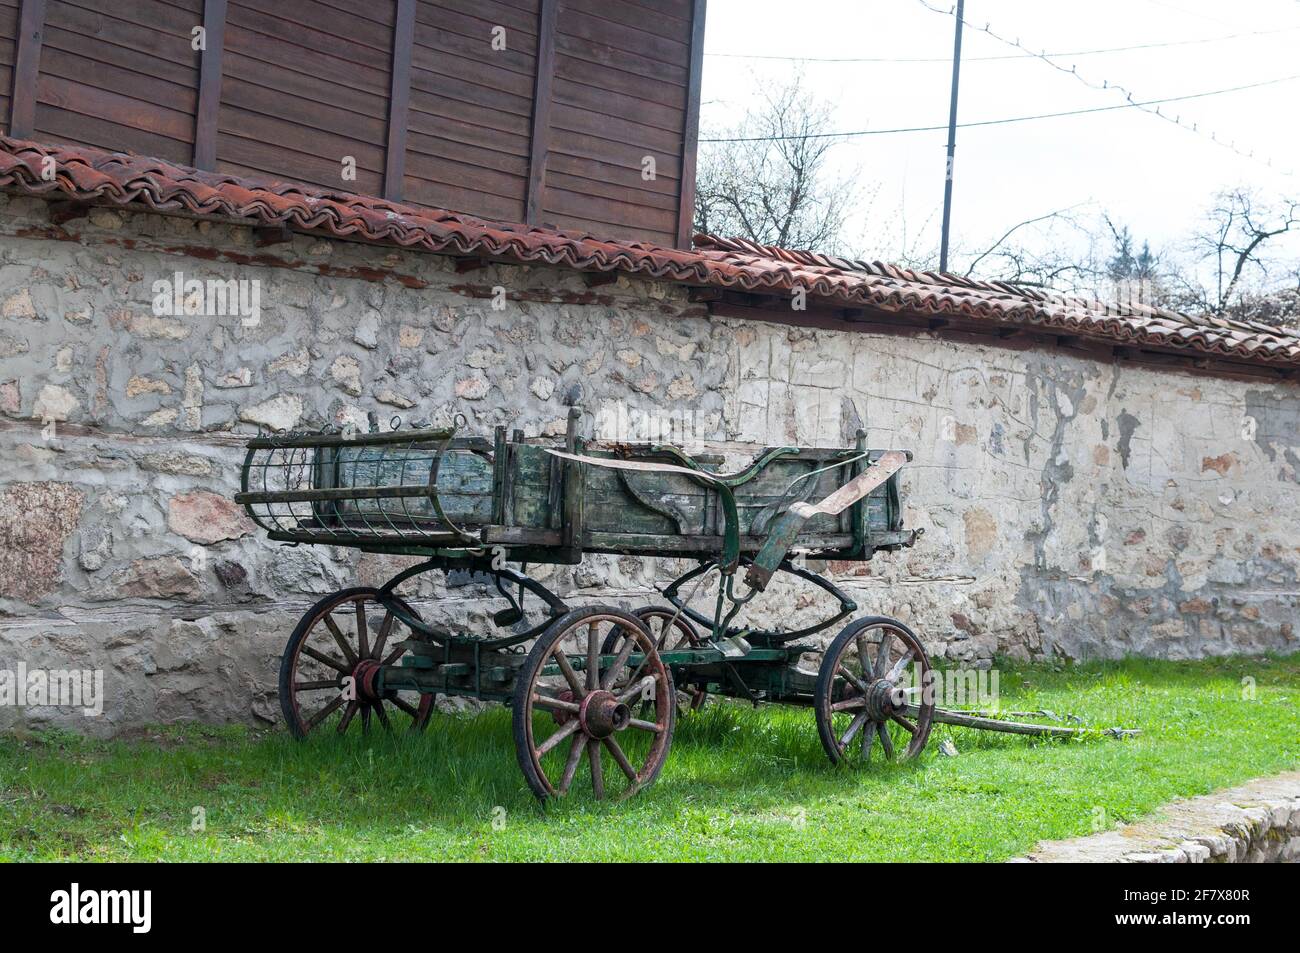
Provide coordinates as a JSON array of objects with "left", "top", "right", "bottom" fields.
[{"left": 939, "top": 0, "right": 965, "bottom": 274}]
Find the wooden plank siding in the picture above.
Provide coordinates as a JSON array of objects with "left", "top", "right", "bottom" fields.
[
  {"left": 214, "top": 0, "right": 395, "bottom": 195},
  {"left": 539, "top": 0, "right": 691, "bottom": 245},
  {"left": 31, "top": 0, "right": 201, "bottom": 162},
  {"left": 402, "top": 0, "right": 539, "bottom": 222},
  {"left": 5, "top": 0, "right": 706, "bottom": 248},
  {"left": 0, "top": 0, "right": 19, "bottom": 136}
]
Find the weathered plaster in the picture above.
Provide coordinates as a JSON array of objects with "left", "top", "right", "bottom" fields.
[{"left": 0, "top": 193, "right": 1297, "bottom": 733}]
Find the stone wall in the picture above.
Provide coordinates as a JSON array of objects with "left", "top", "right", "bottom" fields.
[
  {"left": 1, "top": 192, "right": 1298, "bottom": 733},
  {"left": 1016, "top": 771, "right": 1300, "bottom": 863}
]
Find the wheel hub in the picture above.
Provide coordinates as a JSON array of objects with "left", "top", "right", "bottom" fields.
[
  {"left": 578, "top": 690, "right": 631, "bottom": 738},
  {"left": 864, "top": 678, "right": 907, "bottom": 720},
  {"left": 353, "top": 658, "right": 382, "bottom": 703}
]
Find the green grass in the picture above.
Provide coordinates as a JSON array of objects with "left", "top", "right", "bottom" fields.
[{"left": 2, "top": 654, "right": 1297, "bottom": 861}]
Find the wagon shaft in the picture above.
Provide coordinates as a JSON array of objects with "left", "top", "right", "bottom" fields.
[{"left": 915, "top": 705, "right": 1141, "bottom": 739}]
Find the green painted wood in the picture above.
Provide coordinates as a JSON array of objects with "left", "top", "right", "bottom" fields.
[{"left": 242, "top": 430, "right": 908, "bottom": 560}]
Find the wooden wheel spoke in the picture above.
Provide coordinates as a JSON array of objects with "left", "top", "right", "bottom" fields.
[
  {"left": 839, "top": 709, "right": 869, "bottom": 750},
  {"left": 885, "top": 649, "right": 914, "bottom": 683},
  {"left": 601, "top": 629, "right": 638, "bottom": 691},
  {"left": 294, "top": 679, "right": 342, "bottom": 691},
  {"left": 604, "top": 737, "right": 638, "bottom": 783},
  {"left": 878, "top": 721, "right": 895, "bottom": 760},
  {"left": 305, "top": 694, "right": 345, "bottom": 730},
  {"left": 861, "top": 720, "right": 877, "bottom": 761},
  {"left": 372, "top": 610, "right": 396, "bottom": 661},
  {"left": 855, "top": 633, "right": 871, "bottom": 674},
  {"left": 617, "top": 679, "right": 648, "bottom": 704},
  {"left": 389, "top": 695, "right": 420, "bottom": 719},
  {"left": 323, "top": 615, "right": 358, "bottom": 667},
  {"left": 830, "top": 696, "right": 866, "bottom": 712},
  {"left": 356, "top": 601, "right": 369, "bottom": 660},
  {"left": 302, "top": 644, "right": 350, "bottom": 675},
  {"left": 361, "top": 705, "right": 372, "bottom": 735},
  {"left": 628, "top": 717, "right": 663, "bottom": 733},
  {"left": 558, "top": 734, "right": 585, "bottom": 794},
  {"left": 873, "top": 632, "right": 893, "bottom": 678},
  {"left": 837, "top": 663, "right": 869, "bottom": 695},
  {"left": 587, "top": 738, "right": 605, "bottom": 799},
  {"left": 532, "top": 692, "right": 580, "bottom": 713},
  {"left": 536, "top": 718, "right": 581, "bottom": 757},
  {"left": 553, "top": 650, "right": 584, "bottom": 696},
  {"left": 381, "top": 644, "right": 407, "bottom": 667},
  {"left": 372, "top": 700, "right": 391, "bottom": 731},
  {"left": 892, "top": 713, "right": 917, "bottom": 734},
  {"left": 337, "top": 701, "right": 359, "bottom": 734}
]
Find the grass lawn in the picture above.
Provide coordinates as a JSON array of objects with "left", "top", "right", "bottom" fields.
[{"left": 2, "top": 653, "right": 1297, "bottom": 862}]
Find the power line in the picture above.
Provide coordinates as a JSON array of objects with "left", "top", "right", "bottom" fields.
[
  {"left": 703, "top": 25, "right": 1300, "bottom": 64},
  {"left": 699, "top": 73, "right": 1300, "bottom": 143},
  {"left": 914, "top": 0, "right": 1296, "bottom": 176}
]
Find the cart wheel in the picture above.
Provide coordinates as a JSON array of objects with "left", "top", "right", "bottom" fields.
[
  {"left": 815, "top": 616, "right": 934, "bottom": 765},
  {"left": 602, "top": 606, "right": 707, "bottom": 712},
  {"left": 279, "top": 586, "right": 435, "bottom": 739},
  {"left": 513, "top": 606, "right": 675, "bottom": 800}
]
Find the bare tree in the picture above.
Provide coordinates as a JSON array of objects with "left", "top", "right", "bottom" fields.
[
  {"left": 1194, "top": 188, "right": 1299, "bottom": 316},
  {"left": 694, "top": 78, "right": 856, "bottom": 251}
]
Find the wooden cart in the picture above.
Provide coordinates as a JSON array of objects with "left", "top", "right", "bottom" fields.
[{"left": 236, "top": 409, "right": 1114, "bottom": 800}]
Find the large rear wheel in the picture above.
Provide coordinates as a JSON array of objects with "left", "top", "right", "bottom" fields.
[{"left": 513, "top": 606, "right": 675, "bottom": 800}]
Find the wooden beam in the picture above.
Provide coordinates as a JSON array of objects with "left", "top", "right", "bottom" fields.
[
  {"left": 525, "top": 0, "right": 558, "bottom": 225},
  {"left": 8, "top": 0, "right": 47, "bottom": 139},
  {"left": 383, "top": 0, "right": 416, "bottom": 202},
  {"left": 676, "top": 0, "right": 707, "bottom": 249},
  {"left": 193, "top": 0, "right": 227, "bottom": 169}
]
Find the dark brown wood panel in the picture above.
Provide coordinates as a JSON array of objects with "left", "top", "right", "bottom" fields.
[
  {"left": 552, "top": 74, "right": 684, "bottom": 135},
  {"left": 410, "top": 41, "right": 533, "bottom": 100},
  {"left": 403, "top": 0, "right": 537, "bottom": 222},
  {"left": 542, "top": 0, "right": 698, "bottom": 244},
  {"left": 404, "top": 145, "right": 526, "bottom": 201},
  {"left": 33, "top": 0, "right": 200, "bottom": 150},
  {"left": 34, "top": 103, "right": 194, "bottom": 162},
  {"left": 424, "top": 0, "right": 537, "bottom": 36},
  {"left": 407, "top": 100, "right": 529, "bottom": 159},
  {"left": 0, "top": 0, "right": 14, "bottom": 135},
  {"left": 215, "top": 130, "right": 384, "bottom": 195},
  {"left": 403, "top": 174, "right": 526, "bottom": 222},
  {"left": 42, "top": 25, "right": 197, "bottom": 87},
  {"left": 5, "top": 0, "right": 707, "bottom": 248},
  {"left": 411, "top": 15, "right": 536, "bottom": 83},
  {"left": 216, "top": 0, "right": 395, "bottom": 192}
]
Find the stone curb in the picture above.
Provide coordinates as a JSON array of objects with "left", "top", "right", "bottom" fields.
[{"left": 1013, "top": 771, "right": 1300, "bottom": 863}]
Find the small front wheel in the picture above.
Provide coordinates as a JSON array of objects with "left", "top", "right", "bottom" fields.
[
  {"left": 279, "top": 587, "right": 435, "bottom": 738},
  {"left": 815, "top": 616, "right": 933, "bottom": 765},
  {"left": 513, "top": 606, "right": 675, "bottom": 800}
]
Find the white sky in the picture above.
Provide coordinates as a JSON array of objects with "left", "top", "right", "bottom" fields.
[{"left": 699, "top": 0, "right": 1300, "bottom": 278}]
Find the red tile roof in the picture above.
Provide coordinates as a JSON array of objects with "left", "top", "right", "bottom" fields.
[{"left": 2, "top": 135, "right": 1297, "bottom": 370}]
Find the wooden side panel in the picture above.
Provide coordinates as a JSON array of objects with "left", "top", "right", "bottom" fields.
[
  {"left": 542, "top": 0, "right": 690, "bottom": 245},
  {"left": 32, "top": 0, "right": 201, "bottom": 162},
  {"left": 0, "top": 0, "right": 18, "bottom": 135},
  {"left": 214, "top": 0, "right": 396, "bottom": 195},
  {"left": 402, "top": 0, "right": 537, "bottom": 221}
]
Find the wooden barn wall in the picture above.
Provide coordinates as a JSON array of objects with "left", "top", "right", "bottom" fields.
[
  {"left": 404, "top": 0, "right": 537, "bottom": 222},
  {"left": 34, "top": 0, "right": 201, "bottom": 163},
  {"left": 0, "top": 0, "right": 16, "bottom": 135},
  {"left": 540, "top": 0, "right": 690, "bottom": 246},
  {"left": 3, "top": 0, "right": 706, "bottom": 248},
  {"left": 215, "top": 0, "right": 395, "bottom": 196}
]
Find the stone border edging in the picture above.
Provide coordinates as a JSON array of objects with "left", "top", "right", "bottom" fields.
[{"left": 1013, "top": 771, "right": 1300, "bottom": 863}]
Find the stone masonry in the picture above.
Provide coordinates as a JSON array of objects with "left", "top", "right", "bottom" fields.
[{"left": 0, "top": 192, "right": 1297, "bottom": 733}]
